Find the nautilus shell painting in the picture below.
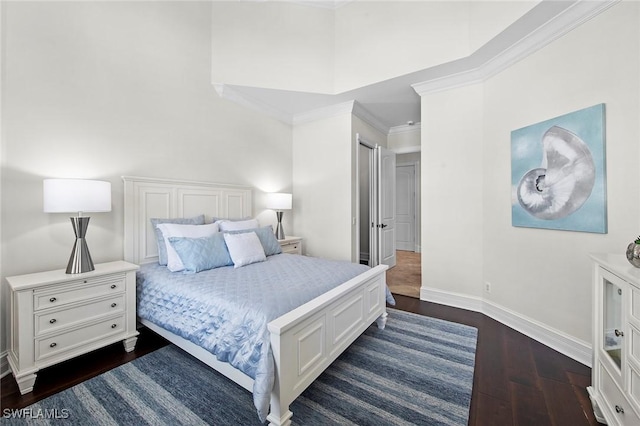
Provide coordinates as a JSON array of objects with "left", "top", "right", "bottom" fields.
[{"left": 511, "top": 104, "right": 607, "bottom": 233}]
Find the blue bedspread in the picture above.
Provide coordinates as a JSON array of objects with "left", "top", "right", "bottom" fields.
[{"left": 136, "top": 254, "right": 395, "bottom": 421}]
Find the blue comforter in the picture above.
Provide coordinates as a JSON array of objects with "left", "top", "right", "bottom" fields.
[{"left": 136, "top": 254, "right": 395, "bottom": 421}]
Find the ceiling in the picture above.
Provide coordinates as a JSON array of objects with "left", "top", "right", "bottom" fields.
[{"left": 214, "top": 0, "right": 617, "bottom": 134}]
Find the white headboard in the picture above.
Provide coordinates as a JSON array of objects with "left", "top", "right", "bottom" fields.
[{"left": 122, "top": 176, "right": 253, "bottom": 265}]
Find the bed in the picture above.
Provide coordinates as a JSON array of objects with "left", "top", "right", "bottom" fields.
[{"left": 123, "top": 176, "right": 391, "bottom": 426}]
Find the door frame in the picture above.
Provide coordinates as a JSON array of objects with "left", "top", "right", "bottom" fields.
[
  {"left": 356, "top": 135, "right": 376, "bottom": 266},
  {"left": 396, "top": 160, "right": 421, "bottom": 253},
  {"left": 355, "top": 134, "right": 396, "bottom": 267}
]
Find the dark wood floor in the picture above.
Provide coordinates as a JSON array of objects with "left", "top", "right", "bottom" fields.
[{"left": 1, "top": 295, "right": 600, "bottom": 425}]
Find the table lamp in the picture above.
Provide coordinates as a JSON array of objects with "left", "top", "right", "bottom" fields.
[
  {"left": 43, "top": 179, "right": 112, "bottom": 274},
  {"left": 266, "top": 192, "right": 292, "bottom": 240}
]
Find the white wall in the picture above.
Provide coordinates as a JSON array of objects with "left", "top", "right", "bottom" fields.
[
  {"left": 421, "top": 1, "right": 640, "bottom": 347},
  {"left": 333, "top": 1, "right": 471, "bottom": 93},
  {"left": 388, "top": 125, "right": 421, "bottom": 152},
  {"left": 1, "top": 1, "right": 292, "bottom": 358},
  {"left": 211, "top": 2, "right": 334, "bottom": 93},
  {"left": 292, "top": 113, "right": 352, "bottom": 260},
  {"left": 421, "top": 84, "right": 485, "bottom": 299},
  {"left": 208, "top": 1, "right": 533, "bottom": 95}
]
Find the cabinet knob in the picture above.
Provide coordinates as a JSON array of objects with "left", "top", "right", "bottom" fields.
[
  {"left": 111, "top": 324, "right": 117, "bottom": 329},
  {"left": 615, "top": 329, "right": 624, "bottom": 337},
  {"left": 615, "top": 405, "right": 624, "bottom": 414},
  {"left": 111, "top": 303, "right": 117, "bottom": 308},
  {"left": 49, "top": 297, "right": 57, "bottom": 303},
  {"left": 49, "top": 319, "right": 57, "bottom": 324},
  {"left": 110, "top": 284, "right": 117, "bottom": 289},
  {"left": 49, "top": 342, "right": 57, "bottom": 348}
]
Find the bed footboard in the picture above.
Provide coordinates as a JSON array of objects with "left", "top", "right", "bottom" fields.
[{"left": 266, "top": 264, "right": 388, "bottom": 426}]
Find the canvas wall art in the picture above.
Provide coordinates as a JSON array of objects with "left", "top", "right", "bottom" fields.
[{"left": 511, "top": 103, "right": 607, "bottom": 233}]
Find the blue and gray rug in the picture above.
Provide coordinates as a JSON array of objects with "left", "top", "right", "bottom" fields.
[{"left": 5, "top": 309, "right": 477, "bottom": 425}]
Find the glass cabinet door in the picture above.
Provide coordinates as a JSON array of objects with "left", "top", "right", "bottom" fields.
[{"left": 603, "top": 277, "right": 623, "bottom": 370}]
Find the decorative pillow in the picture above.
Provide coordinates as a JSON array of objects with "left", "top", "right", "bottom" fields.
[
  {"left": 226, "top": 226, "right": 282, "bottom": 256},
  {"left": 168, "top": 234, "right": 232, "bottom": 273},
  {"left": 217, "top": 218, "right": 259, "bottom": 232},
  {"left": 150, "top": 215, "right": 205, "bottom": 265},
  {"left": 212, "top": 217, "right": 251, "bottom": 223},
  {"left": 156, "top": 222, "right": 219, "bottom": 272},
  {"left": 223, "top": 232, "right": 267, "bottom": 268}
]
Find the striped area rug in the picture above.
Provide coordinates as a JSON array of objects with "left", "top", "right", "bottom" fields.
[{"left": 8, "top": 309, "right": 477, "bottom": 425}]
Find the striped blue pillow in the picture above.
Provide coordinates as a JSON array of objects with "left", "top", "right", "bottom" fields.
[{"left": 168, "top": 233, "right": 232, "bottom": 273}]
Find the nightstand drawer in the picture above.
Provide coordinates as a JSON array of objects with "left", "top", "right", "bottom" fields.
[
  {"left": 34, "top": 275, "right": 126, "bottom": 311},
  {"left": 281, "top": 242, "right": 300, "bottom": 254},
  {"left": 36, "top": 315, "right": 125, "bottom": 361},
  {"left": 36, "top": 295, "right": 125, "bottom": 336},
  {"left": 279, "top": 237, "right": 302, "bottom": 255}
]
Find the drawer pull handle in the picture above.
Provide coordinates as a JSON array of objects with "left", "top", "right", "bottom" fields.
[
  {"left": 49, "top": 342, "right": 57, "bottom": 348},
  {"left": 615, "top": 329, "right": 624, "bottom": 337},
  {"left": 49, "top": 319, "right": 57, "bottom": 324},
  {"left": 49, "top": 297, "right": 57, "bottom": 303},
  {"left": 110, "top": 284, "right": 117, "bottom": 289},
  {"left": 111, "top": 303, "right": 117, "bottom": 308},
  {"left": 615, "top": 405, "right": 624, "bottom": 414},
  {"left": 111, "top": 324, "right": 117, "bottom": 329}
]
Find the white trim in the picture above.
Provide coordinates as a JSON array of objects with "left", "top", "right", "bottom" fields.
[
  {"left": 293, "top": 100, "right": 389, "bottom": 135},
  {"left": 1, "top": 350, "right": 10, "bottom": 379},
  {"left": 420, "top": 286, "right": 592, "bottom": 367},
  {"left": 412, "top": 0, "right": 619, "bottom": 96},
  {"left": 390, "top": 146, "right": 420, "bottom": 154},
  {"left": 293, "top": 100, "right": 355, "bottom": 125},
  {"left": 351, "top": 102, "right": 389, "bottom": 135},
  {"left": 213, "top": 83, "right": 293, "bottom": 124},
  {"left": 388, "top": 122, "right": 421, "bottom": 135}
]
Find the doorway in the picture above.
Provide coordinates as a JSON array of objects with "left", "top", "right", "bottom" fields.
[
  {"left": 387, "top": 153, "right": 422, "bottom": 298},
  {"left": 356, "top": 134, "right": 396, "bottom": 268}
]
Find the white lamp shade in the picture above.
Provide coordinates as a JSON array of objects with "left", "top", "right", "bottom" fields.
[
  {"left": 266, "top": 192, "right": 292, "bottom": 210},
  {"left": 43, "top": 179, "right": 112, "bottom": 213}
]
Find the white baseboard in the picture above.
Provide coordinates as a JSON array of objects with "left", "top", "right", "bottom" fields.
[
  {"left": 420, "top": 286, "right": 592, "bottom": 367},
  {"left": 1, "top": 350, "right": 10, "bottom": 378}
]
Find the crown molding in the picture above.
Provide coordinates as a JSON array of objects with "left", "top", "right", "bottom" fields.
[
  {"left": 351, "top": 102, "right": 389, "bottom": 135},
  {"left": 292, "top": 100, "right": 355, "bottom": 125},
  {"left": 213, "top": 83, "right": 293, "bottom": 125},
  {"left": 412, "top": 0, "right": 619, "bottom": 96},
  {"left": 291, "top": 100, "right": 389, "bottom": 135},
  {"left": 389, "top": 122, "right": 421, "bottom": 135}
]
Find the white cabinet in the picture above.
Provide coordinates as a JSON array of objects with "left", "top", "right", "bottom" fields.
[
  {"left": 6, "top": 261, "right": 139, "bottom": 394},
  {"left": 279, "top": 236, "right": 302, "bottom": 255},
  {"left": 589, "top": 254, "right": 640, "bottom": 425}
]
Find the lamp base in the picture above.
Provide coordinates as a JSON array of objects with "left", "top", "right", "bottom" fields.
[
  {"left": 66, "top": 217, "right": 95, "bottom": 274},
  {"left": 274, "top": 211, "right": 286, "bottom": 240}
]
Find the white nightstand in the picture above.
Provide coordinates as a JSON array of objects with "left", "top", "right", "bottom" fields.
[
  {"left": 279, "top": 236, "right": 302, "bottom": 255},
  {"left": 6, "top": 261, "right": 139, "bottom": 394}
]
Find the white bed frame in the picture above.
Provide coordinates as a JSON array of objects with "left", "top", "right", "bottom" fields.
[{"left": 122, "top": 176, "right": 389, "bottom": 426}]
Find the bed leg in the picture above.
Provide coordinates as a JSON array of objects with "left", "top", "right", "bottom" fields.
[
  {"left": 267, "top": 394, "right": 293, "bottom": 426},
  {"left": 376, "top": 311, "right": 388, "bottom": 329}
]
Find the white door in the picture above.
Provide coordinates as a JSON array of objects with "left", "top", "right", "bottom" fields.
[
  {"left": 377, "top": 146, "right": 396, "bottom": 268},
  {"left": 396, "top": 165, "right": 415, "bottom": 251}
]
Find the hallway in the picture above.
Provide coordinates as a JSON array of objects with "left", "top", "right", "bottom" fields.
[{"left": 386, "top": 250, "right": 421, "bottom": 299}]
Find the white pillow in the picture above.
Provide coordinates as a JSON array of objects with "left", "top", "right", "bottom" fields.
[
  {"left": 223, "top": 232, "right": 266, "bottom": 268},
  {"left": 217, "top": 218, "right": 259, "bottom": 232},
  {"left": 156, "top": 222, "right": 219, "bottom": 272}
]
